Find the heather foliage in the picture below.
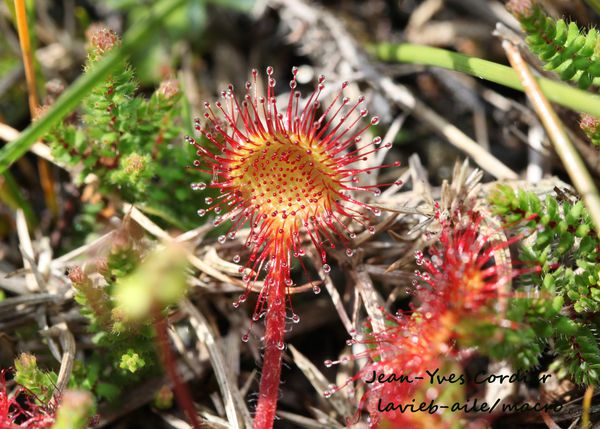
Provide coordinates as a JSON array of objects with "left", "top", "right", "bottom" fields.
[
  {"left": 507, "top": 0, "right": 600, "bottom": 89},
  {"left": 10, "top": 218, "right": 161, "bottom": 411},
  {"left": 489, "top": 185, "right": 600, "bottom": 385},
  {"left": 65, "top": 219, "right": 174, "bottom": 402},
  {"left": 507, "top": 0, "right": 600, "bottom": 146},
  {"left": 46, "top": 25, "right": 200, "bottom": 230}
]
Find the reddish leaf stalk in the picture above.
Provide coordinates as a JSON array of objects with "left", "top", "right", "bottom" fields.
[
  {"left": 253, "top": 273, "right": 285, "bottom": 429},
  {"left": 153, "top": 312, "right": 202, "bottom": 429}
]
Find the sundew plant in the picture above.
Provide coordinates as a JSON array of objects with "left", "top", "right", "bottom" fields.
[{"left": 190, "top": 66, "right": 400, "bottom": 429}]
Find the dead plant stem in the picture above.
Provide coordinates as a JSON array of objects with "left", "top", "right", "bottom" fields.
[{"left": 502, "top": 40, "right": 600, "bottom": 238}]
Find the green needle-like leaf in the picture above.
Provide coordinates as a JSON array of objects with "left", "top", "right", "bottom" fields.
[{"left": 0, "top": 0, "right": 186, "bottom": 175}]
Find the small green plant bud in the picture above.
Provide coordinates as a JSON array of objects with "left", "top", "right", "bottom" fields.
[
  {"left": 157, "top": 79, "right": 180, "bottom": 100},
  {"left": 15, "top": 352, "right": 37, "bottom": 372},
  {"left": 119, "top": 349, "right": 146, "bottom": 373},
  {"left": 51, "top": 390, "right": 95, "bottom": 429},
  {"left": 69, "top": 265, "right": 112, "bottom": 329},
  {"left": 153, "top": 385, "right": 174, "bottom": 409},
  {"left": 123, "top": 153, "right": 146, "bottom": 174},
  {"left": 110, "top": 153, "right": 153, "bottom": 193},
  {"left": 85, "top": 24, "right": 119, "bottom": 56},
  {"left": 580, "top": 114, "right": 600, "bottom": 146},
  {"left": 110, "top": 308, "right": 129, "bottom": 334},
  {"left": 67, "top": 266, "right": 88, "bottom": 286},
  {"left": 14, "top": 353, "right": 57, "bottom": 403},
  {"left": 506, "top": 0, "right": 536, "bottom": 18}
]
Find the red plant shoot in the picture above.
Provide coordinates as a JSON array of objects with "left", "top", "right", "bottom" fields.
[
  {"left": 189, "top": 67, "right": 399, "bottom": 429},
  {"left": 329, "top": 209, "right": 534, "bottom": 428},
  {"left": 0, "top": 370, "right": 56, "bottom": 429}
]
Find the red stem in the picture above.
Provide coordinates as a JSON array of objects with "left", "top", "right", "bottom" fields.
[
  {"left": 252, "top": 281, "right": 286, "bottom": 429},
  {"left": 154, "top": 311, "right": 203, "bottom": 429}
]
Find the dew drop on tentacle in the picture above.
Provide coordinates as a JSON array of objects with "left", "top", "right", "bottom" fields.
[
  {"left": 346, "top": 248, "right": 354, "bottom": 257},
  {"left": 313, "top": 284, "right": 321, "bottom": 294},
  {"left": 191, "top": 182, "right": 206, "bottom": 191},
  {"left": 233, "top": 254, "right": 241, "bottom": 263},
  {"left": 415, "top": 250, "right": 424, "bottom": 265},
  {"left": 324, "top": 359, "right": 333, "bottom": 368},
  {"left": 197, "top": 209, "right": 206, "bottom": 217},
  {"left": 242, "top": 333, "right": 250, "bottom": 342},
  {"left": 322, "top": 264, "right": 331, "bottom": 274},
  {"left": 324, "top": 383, "right": 337, "bottom": 398}
]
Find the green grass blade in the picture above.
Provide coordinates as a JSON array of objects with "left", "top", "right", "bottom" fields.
[
  {"left": 0, "top": 0, "right": 186, "bottom": 175},
  {"left": 583, "top": 0, "right": 600, "bottom": 14},
  {"left": 0, "top": 171, "right": 37, "bottom": 226},
  {"left": 374, "top": 43, "right": 600, "bottom": 118}
]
